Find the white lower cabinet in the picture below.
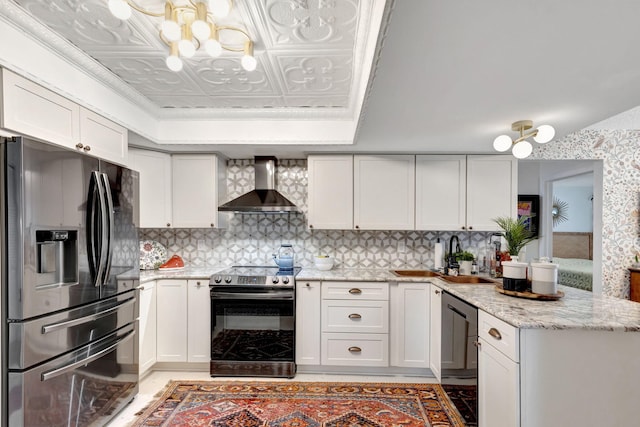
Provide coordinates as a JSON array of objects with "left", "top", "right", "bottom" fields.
[
  {"left": 187, "top": 279, "right": 211, "bottom": 363},
  {"left": 296, "top": 281, "right": 321, "bottom": 365},
  {"left": 320, "top": 282, "right": 389, "bottom": 367},
  {"left": 429, "top": 285, "right": 442, "bottom": 381},
  {"left": 156, "top": 279, "right": 210, "bottom": 364},
  {"left": 390, "top": 282, "right": 430, "bottom": 368},
  {"left": 478, "top": 310, "right": 520, "bottom": 427},
  {"left": 138, "top": 281, "right": 157, "bottom": 375}
]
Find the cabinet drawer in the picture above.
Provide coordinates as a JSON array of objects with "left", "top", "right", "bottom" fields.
[
  {"left": 322, "top": 282, "right": 388, "bottom": 300},
  {"left": 322, "top": 299, "right": 388, "bottom": 333},
  {"left": 321, "top": 333, "right": 388, "bottom": 366},
  {"left": 479, "top": 310, "right": 519, "bottom": 362}
]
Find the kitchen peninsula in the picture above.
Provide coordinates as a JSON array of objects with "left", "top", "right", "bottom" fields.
[{"left": 140, "top": 266, "right": 640, "bottom": 427}]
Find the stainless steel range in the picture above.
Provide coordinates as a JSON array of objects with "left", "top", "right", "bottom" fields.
[{"left": 209, "top": 266, "right": 300, "bottom": 378}]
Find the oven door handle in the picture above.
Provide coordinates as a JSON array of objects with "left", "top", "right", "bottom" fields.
[{"left": 211, "top": 291, "right": 294, "bottom": 300}]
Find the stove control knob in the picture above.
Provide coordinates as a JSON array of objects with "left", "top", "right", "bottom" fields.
[
  {"left": 272, "top": 277, "right": 280, "bottom": 284},
  {"left": 224, "top": 276, "right": 232, "bottom": 284},
  {"left": 282, "top": 277, "right": 290, "bottom": 284},
  {"left": 213, "top": 276, "right": 222, "bottom": 284}
]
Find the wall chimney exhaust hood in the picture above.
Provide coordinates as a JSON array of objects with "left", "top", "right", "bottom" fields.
[{"left": 218, "top": 156, "right": 299, "bottom": 213}]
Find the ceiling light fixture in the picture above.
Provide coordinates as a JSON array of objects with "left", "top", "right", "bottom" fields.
[
  {"left": 107, "top": 0, "right": 256, "bottom": 72},
  {"left": 493, "top": 120, "right": 555, "bottom": 159}
]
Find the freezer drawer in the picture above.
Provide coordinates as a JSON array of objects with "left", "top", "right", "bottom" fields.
[
  {"left": 7, "top": 322, "right": 138, "bottom": 427},
  {"left": 7, "top": 291, "right": 137, "bottom": 369}
]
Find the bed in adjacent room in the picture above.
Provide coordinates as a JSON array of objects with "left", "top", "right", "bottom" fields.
[{"left": 552, "top": 232, "right": 593, "bottom": 291}]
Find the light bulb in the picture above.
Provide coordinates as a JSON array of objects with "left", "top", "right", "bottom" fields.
[
  {"left": 191, "top": 19, "right": 211, "bottom": 41},
  {"left": 178, "top": 39, "right": 196, "bottom": 58},
  {"left": 108, "top": 0, "right": 132, "bottom": 20},
  {"left": 241, "top": 54, "right": 257, "bottom": 71},
  {"left": 208, "top": 0, "right": 230, "bottom": 17},
  {"left": 166, "top": 55, "right": 183, "bottom": 72},
  {"left": 161, "top": 20, "right": 181, "bottom": 42},
  {"left": 512, "top": 140, "right": 533, "bottom": 159},
  {"left": 205, "top": 38, "right": 222, "bottom": 57},
  {"left": 533, "top": 124, "right": 555, "bottom": 143},
  {"left": 493, "top": 134, "right": 512, "bottom": 152}
]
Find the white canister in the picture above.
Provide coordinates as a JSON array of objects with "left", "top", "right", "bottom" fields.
[
  {"left": 501, "top": 261, "right": 528, "bottom": 291},
  {"left": 530, "top": 262, "right": 559, "bottom": 294}
]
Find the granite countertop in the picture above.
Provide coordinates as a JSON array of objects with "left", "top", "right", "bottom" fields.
[{"left": 139, "top": 266, "right": 640, "bottom": 332}]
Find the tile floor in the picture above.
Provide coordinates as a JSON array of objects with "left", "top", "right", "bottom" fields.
[{"left": 108, "top": 370, "right": 438, "bottom": 426}]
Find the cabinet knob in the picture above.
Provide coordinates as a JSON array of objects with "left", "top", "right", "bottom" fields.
[
  {"left": 461, "top": 226, "right": 466, "bottom": 230},
  {"left": 473, "top": 340, "right": 481, "bottom": 348},
  {"left": 196, "top": 281, "right": 201, "bottom": 287},
  {"left": 469, "top": 226, "right": 473, "bottom": 230},
  {"left": 435, "top": 289, "right": 441, "bottom": 295},
  {"left": 305, "top": 283, "right": 310, "bottom": 287},
  {"left": 166, "top": 223, "right": 171, "bottom": 227},
  {"left": 348, "top": 313, "right": 362, "bottom": 320},
  {"left": 348, "top": 346, "right": 362, "bottom": 353},
  {"left": 83, "top": 145, "right": 91, "bottom": 152},
  {"left": 75, "top": 143, "right": 84, "bottom": 149},
  {"left": 210, "top": 223, "right": 214, "bottom": 227},
  {"left": 348, "top": 288, "right": 362, "bottom": 295},
  {"left": 355, "top": 225, "right": 360, "bottom": 229},
  {"left": 309, "top": 224, "right": 314, "bottom": 229},
  {"left": 488, "top": 327, "right": 502, "bottom": 340}
]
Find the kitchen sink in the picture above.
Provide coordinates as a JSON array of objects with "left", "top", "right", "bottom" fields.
[
  {"left": 440, "top": 275, "right": 495, "bottom": 284},
  {"left": 391, "top": 270, "right": 442, "bottom": 278}
]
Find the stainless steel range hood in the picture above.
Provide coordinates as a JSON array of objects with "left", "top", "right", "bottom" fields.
[{"left": 218, "top": 156, "right": 299, "bottom": 213}]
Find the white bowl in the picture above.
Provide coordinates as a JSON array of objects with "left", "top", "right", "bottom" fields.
[{"left": 314, "top": 256, "right": 334, "bottom": 271}]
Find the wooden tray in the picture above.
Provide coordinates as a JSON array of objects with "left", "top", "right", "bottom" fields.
[{"left": 495, "top": 284, "right": 564, "bottom": 301}]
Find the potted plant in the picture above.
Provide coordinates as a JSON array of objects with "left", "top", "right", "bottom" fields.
[
  {"left": 455, "top": 250, "right": 475, "bottom": 275},
  {"left": 492, "top": 216, "right": 538, "bottom": 259}
]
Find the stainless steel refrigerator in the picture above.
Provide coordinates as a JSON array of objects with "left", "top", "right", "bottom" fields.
[{"left": 0, "top": 137, "right": 139, "bottom": 426}]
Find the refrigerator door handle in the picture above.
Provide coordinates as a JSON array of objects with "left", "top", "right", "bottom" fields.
[
  {"left": 41, "top": 296, "right": 136, "bottom": 334},
  {"left": 100, "top": 172, "right": 115, "bottom": 284},
  {"left": 88, "top": 171, "right": 108, "bottom": 287},
  {"left": 40, "top": 327, "right": 135, "bottom": 382}
]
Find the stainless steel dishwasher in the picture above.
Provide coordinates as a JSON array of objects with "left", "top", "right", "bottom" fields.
[{"left": 441, "top": 291, "right": 478, "bottom": 426}]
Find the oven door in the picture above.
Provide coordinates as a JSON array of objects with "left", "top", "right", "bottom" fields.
[{"left": 210, "top": 287, "right": 295, "bottom": 378}]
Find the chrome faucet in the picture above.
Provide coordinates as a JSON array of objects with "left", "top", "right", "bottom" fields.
[{"left": 446, "top": 235, "right": 462, "bottom": 275}]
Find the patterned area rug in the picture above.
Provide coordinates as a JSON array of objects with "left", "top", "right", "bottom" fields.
[{"left": 131, "top": 381, "right": 466, "bottom": 426}]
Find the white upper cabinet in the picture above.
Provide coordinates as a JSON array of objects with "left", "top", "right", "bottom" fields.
[
  {"left": 1, "top": 69, "right": 128, "bottom": 165},
  {"left": 466, "top": 155, "right": 517, "bottom": 231},
  {"left": 354, "top": 155, "right": 415, "bottom": 230},
  {"left": 171, "top": 154, "right": 227, "bottom": 228},
  {"left": 416, "top": 155, "right": 466, "bottom": 230},
  {"left": 129, "top": 149, "right": 172, "bottom": 228},
  {"left": 79, "top": 108, "right": 128, "bottom": 165},
  {"left": 307, "top": 155, "right": 353, "bottom": 230},
  {"left": 1, "top": 68, "right": 80, "bottom": 148}
]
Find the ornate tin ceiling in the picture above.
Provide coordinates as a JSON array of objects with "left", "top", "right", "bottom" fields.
[{"left": 11, "top": 0, "right": 364, "bottom": 110}]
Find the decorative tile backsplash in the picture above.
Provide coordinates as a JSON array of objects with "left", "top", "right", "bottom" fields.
[{"left": 140, "top": 159, "right": 493, "bottom": 270}]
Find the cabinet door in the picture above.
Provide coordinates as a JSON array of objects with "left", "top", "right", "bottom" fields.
[
  {"left": 390, "top": 282, "right": 430, "bottom": 368},
  {"left": 156, "top": 280, "right": 187, "bottom": 362},
  {"left": 79, "top": 108, "right": 127, "bottom": 165},
  {"left": 429, "top": 285, "right": 442, "bottom": 381},
  {"left": 416, "top": 155, "right": 466, "bottom": 230},
  {"left": 172, "top": 154, "right": 220, "bottom": 228},
  {"left": 129, "top": 149, "right": 172, "bottom": 228},
  {"left": 307, "top": 155, "right": 353, "bottom": 229},
  {"left": 354, "top": 155, "right": 415, "bottom": 230},
  {"left": 1, "top": 68, "right": 80, "bottom": 149},
  {"left": 296, "top": 281, "right": 321, "bottom": 365},
  {"left": 187, "top": 279, "right": 211, "bottom": 363},
  {"left": 138, "top": 281, "right": 157, "bottom": 375},
  {"left": 478, "top": 338, "right": 520, "bottom": 427},
  {"left": 466, "top": 155, "right": 517, "bottom": 231}
]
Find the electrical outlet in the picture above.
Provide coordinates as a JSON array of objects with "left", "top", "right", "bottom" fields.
[{"left": 398, "top": 241, "right": 406, "bottom": 253}]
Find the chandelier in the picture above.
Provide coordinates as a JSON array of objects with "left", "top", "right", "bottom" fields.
[
  {"left": 492, "top": 120, "right": 555, "bottom": 159},
  {"left": 107, "top": 0, "right": 256, "bottom": 72}
]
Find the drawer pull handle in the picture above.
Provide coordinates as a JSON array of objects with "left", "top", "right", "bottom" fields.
[
  {"left": 348, "top": 346, "right": 362, "bottom": 353},
  {"left": 349, "top": 288, "right": 362, "bottom": 295},
  {"left": 348, "top": 313, "right": 362, "bottom": 320},
  {"left": 488, "top": 328, "right": 502, "bottom": 340}
]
